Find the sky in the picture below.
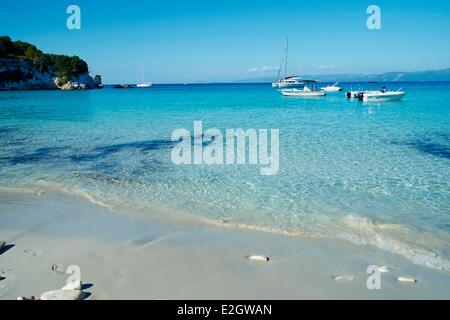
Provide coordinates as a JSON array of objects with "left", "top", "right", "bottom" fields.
[{"left": 1, "top": 0, "right": 450, "bottom": 83}]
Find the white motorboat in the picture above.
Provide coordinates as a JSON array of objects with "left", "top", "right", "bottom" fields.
[
  {"left": 358, "top": 87, "right": 406, "bottom": 102},
  {"left": 281, "top": 80, "right": 326, "bottom": 97},
  {"left": 346, "top": 90, "right": 378, "bottom": 99},
  {"left": 136, "top": 64, "right": 153, "bottom": 88},
  {"left": 321, "top": 82, "right": 343, "bottom": 92}
]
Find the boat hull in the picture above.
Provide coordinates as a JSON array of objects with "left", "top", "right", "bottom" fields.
[
  {"left": 361, "top": 91, "right": 406, "bottom": 102},
  {"left": 281, "top": 89, "right": 326, "bottom": 97},
  {"left": 278, "top": 82, "right": 304, "bottom": 88},
  {"left": 321, "top": 87, "right": 343, "bottom": 92},
  {"left": 136, "top": 83, "right": 153, "bottom": 88}
]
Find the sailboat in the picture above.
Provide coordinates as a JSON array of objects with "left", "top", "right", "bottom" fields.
[
  {"left": 136, "top": 64, "right": 153, "bottom": 88},
  {"left": 272, "top": 38, "right": 303, "bottom": 89}
]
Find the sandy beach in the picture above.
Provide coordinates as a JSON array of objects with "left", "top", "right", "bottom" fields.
[{"left": 0, "top": 189, "right": 449, "bottom": 300}]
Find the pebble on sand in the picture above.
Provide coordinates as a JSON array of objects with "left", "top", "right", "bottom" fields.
[
  {"left": 378, "top": 265, "right": 390, "bottom": 273},
  {"left": 397, "top": 276, "right": 418, "bottom": 283},
  {"left": 333, "top": 275, "right": 356, "bottom": 281},
  {"left": 248, "top": 255, "right": 270, "bottom": 262}
]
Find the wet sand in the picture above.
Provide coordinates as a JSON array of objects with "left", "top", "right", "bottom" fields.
[{"left": 1, "top": 190, "right": 449, "bottom": 300}]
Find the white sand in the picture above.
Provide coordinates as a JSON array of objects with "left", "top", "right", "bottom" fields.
[{"left": 0, "top": 190, "right": 449, "bottom": 300}]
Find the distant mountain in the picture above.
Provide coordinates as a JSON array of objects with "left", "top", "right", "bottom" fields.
[{"left": 235, "top": 68, "right": 450, "bottom": 83}]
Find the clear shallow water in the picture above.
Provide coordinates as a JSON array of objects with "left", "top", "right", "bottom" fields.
[{"left": 1, "top": 82, "right": 449, "bottom": 270}]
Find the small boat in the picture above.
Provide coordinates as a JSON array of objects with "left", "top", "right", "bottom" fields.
[
  {"left": 136, "top": 64, "right": 153, "bottom": 88},
  {"left": 358, "top": 87, "right": 406, "bottom": 102},
  {"left": 281, "top": 80, "right": 326, "bottom": 97},
  {"left": 321, "top": 82, "right": 343, "bottom": 92}
]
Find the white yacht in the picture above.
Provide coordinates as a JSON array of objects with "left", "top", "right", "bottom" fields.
[
  {"left": 278, "top": 76, "right": 304, "bottom": 88},
  {"left": 136, "top": 64, "right": 153, "bottom": 88},
  {"left": 321, "top": 82, "right": 343, "bottom": 92},
  {"left": 281, "top": 80, "right": 326, "bottom": 97},
  {"left": 272, "top": 39, "right": 304, "bottom": 89},
  {"left": 358, "top": 87, "right": 406, "bottom": 102}
]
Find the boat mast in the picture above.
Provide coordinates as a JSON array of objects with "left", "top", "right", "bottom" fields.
[
  {"left": 284, "top": 38, "right": 289, "bottom": 78},
  {"left": 276, "top": 46, "right": 286, "bottom": 81},
  {"left": 141, "top": 64, "right": 144, "bottom": 83}
]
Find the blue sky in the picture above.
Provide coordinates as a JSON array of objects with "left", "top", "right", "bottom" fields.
[{"left": 1, "top": 0, "right": 450, "bottom": 83}]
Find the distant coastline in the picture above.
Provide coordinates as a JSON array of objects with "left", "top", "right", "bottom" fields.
[{"left": 236, "top": 68, "right": 450, "bottom": 83}]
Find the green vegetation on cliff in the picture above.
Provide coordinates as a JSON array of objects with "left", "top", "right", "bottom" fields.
[{"left": 0, "top": 36, "right": 88, "bottom": 84}]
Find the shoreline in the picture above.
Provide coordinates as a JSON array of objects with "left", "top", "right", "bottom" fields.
[{"left": 1, "top": 189, "right": 450, "bottom": 299}]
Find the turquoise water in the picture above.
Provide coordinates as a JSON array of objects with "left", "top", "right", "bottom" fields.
[{"left": 1, "top": 82, "right": 449, "bottom": 270}]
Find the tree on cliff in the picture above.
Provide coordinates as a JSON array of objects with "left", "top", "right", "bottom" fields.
[{"left": 0, "top": 36, "right": 90, "bottom": 85}]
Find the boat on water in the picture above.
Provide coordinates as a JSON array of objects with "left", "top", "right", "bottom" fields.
[
  {"left": 277, "top": 76, "right": 304, "bottom": 88},
  {"left": 281, "top": 80, "right": 326, "bottom": 97},
  {"left": 136, "top": 64, "right": 153, "bottom": 88},
  {"left": 358, "top": 87, "right": 406, "bottom": 102},
  {"left": 272, "top": 39, "right": 304, "bottom": 89},
  {"left": 346, "top": 85, "right": 376, "bottom": 99},
  {"left": 321, "top": 82, "right": 343, "bottom": 92}
]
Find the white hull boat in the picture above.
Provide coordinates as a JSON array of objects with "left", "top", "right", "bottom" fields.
[
  {"left": 321, "top": 82, "right": 343, "bottom": 92},
  {"left": 281, "top": 88, "right": 326, "bottom": 97},
  {"left": 136, "top": 83, "right": 152, "bottom": 88},
  {"left": 136, "top": 64, "right": 153, "bottom": 88},
  {"left": 359, "top": 88, "right": 406, "bottom": 101}
]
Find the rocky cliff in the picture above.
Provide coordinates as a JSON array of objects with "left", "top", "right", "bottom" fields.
[
  {"left": 0, "top": 58, "right": 101, "bottom": 91},
  {"left": 0, "top": 36, "right": 102, "bottom": 91}
]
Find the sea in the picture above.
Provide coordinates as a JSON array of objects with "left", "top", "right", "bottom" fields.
[{"left": 0, "top": 81, "right": 449, "bottom": 270}]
